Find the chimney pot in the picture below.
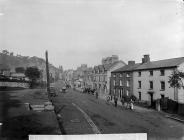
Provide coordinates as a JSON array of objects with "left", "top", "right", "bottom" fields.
[
  {"left": 142, "top": 54, "right": 150, "bottom": 63},
  {"left": 128, "top": 61, "right": 135, "bottom": 65}
]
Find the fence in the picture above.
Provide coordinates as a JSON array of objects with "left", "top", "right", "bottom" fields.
[{"left": 160, "top": 98, "right": 184, "bottom": 115}]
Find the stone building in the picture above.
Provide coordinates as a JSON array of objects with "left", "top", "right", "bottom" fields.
[{"left": 93, "top": 55, "right": 126, "bottom": 99}]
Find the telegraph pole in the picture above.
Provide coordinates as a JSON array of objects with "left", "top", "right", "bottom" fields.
[{"left": 45, "top": 50, "right": 50, "bottom": 98}]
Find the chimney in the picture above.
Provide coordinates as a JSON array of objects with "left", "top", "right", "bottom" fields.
[
  {"left": 128, "top": 61, "right": 135, "bottom": 65},
  {"left": 142, "top": 58, "right": 145, "bottom": 63},
  {"left": 144, "top": 54, "right": 150, "bottom": 63}
]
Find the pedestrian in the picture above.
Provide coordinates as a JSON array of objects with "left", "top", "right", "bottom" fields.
[
  {"left": 95, "top": 91, "right": 98, "bottom": 99},
  {"left": 121, "top": 98, "right": 124, "bottom": 109},
  {"left": 106, "top": 95, "right": 110, "bottom": 105},
  {"left": 114, "top": 96, "right": 118, "bottom": 107},
  {"left": 130, "top": 98, "right": 134, "bottom": 110}
]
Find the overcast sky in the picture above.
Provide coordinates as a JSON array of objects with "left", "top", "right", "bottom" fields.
[{"left": 0, "top": 0, "right": 184, "bottom": 70}]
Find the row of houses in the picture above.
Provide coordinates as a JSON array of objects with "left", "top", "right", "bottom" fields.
[
  {"left": 67, "top": 54, "right": 184, "bottom": 105},
  {"left": 110, "top": 55, "right": 184, "bottom": 105}
]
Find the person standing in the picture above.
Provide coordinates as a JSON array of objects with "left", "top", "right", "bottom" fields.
[
  {"left": 121, "top": 97, "right": 125, "bottom": 109},
  {"left": 95, "top": 91, "right": 98, "bottom": 99},
  {"left": 130, "top": 98, "right": 134, "bottom": 110},
  {"left": 114, "top": 96, "right": 118, "bottom": 107}
]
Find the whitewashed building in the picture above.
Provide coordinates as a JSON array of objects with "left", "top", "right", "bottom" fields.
[{"left": 133, "top": 55, "right": 184, "bottom": 106}]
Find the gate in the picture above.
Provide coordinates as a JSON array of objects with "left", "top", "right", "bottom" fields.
[{"left": 160, "top": 97, "right": 168, "bottom": 110}]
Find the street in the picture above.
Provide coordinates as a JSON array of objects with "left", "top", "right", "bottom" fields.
[{"left": 51, "top": 84, "right": 184, "bottom": 140}]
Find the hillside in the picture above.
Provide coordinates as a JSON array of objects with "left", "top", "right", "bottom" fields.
[{"left": 0, "top": 50, "right": 62, "bottom": 81}]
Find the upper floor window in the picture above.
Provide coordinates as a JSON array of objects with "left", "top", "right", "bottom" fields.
[
  {"left": 138, "top": 81, "right": 141, "bottom": 88},
  {"left": 160, "top": 70, "right": 165, "bottom": 76},
  {"left": 126, "top": 73, "right": 130, "bottom": 77},
  {"left": 113, "top": 80, "right": 116, "bottom": 86},
  {"left": 138, "top": 71, "right": 141, "bottom": 77},
  {"left": 127, "top": 80, "right": 130, "bottom": 87},
  {"left": 113, "top": 74, "right": 116, "bottom": 78},
  {"left": 120, "top": 74, "right": 123, "bottom": 77},
  {"left": 126, "top": 90, "right": 129, "bottom": 96},
  {"left": 160, "top": 81, "right": 165, "bottom": 91},
  {"left": 114, "top": 89, "right": 116, "bottom": 94},
  {"left": 150, "top": 70, "right": 153, "bottom": 76},
  {"left": 149, "top": 81, "right": 153, "bottom": 89},
  {"left": 120, "top": 80, "right": 123, "bottom": 86}
]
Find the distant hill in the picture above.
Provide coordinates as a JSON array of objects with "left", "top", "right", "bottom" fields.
[{"left": 0, "top": 50, "right": 62, "bottom": 81}]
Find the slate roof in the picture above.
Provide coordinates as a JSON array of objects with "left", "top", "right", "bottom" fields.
[
  {"left": 112, "top": 57, "right": 184, "bottom": 73},
  {"left": 134, "top": 57, "right": 184, "bottom": 71},
  {"left": 104, "top": 61, "right": 125, "bottom": 71},
  {"left": 112, "top": 63, "right": 141, "bottom": 73}
]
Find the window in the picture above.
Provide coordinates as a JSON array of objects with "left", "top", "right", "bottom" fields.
[
  {"left": 127, "top": 80, "right": 130, "bottom": 87},
  {"left": 113, "top": 80, "right": 116, "bottom": 86},
  {"left": 120, "top": 89, "right": 123, "bottom": 98},
  {"left": 138, "top": 71, "right": 141, "bottom": 77},
  {"left": 113, "top": 89, "right": 116, "bottom": 94},
  {"left": 120, "top": 74, "right": 123, "bottom": 77},
  {"left": 150, "top": 70, "right": 153, "bottom": 76},
  {"left": 149, "top": 81, "right": 153, "bottom": 89},
  {"left": 138, "top": 81, "right": 141, "bottom": 88},
  {"left": 160, "top": 81, "right": 165, "bottom": 90},
  {"left": 161, "top": 94, "right": 165, "bottom": 99},
  {"left": 139, "top": 92, "right": 141, "bottom": 100},
  {"left": 113, "top": 74, "right": 116, "bottom": 77},
  {"left": 126, "top": 73, "right": 130, "bottom": 77},
  {"left": 120, "top": 80, "right": 123, "bottom": 86},
  {"left": 160, "top": 70, "right": 165, "bottom": 76},
  {"left": 126, "top": 90, "right": 129, "bottom": 96}
]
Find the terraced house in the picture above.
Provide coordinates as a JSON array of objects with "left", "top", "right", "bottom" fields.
[
  {"left": 110, "top": 61, "right": 140, "bottom": 100},
  {"left": 93, "top": 55, "right": 126, "bottom": 99},
  {"left": 133, "top": 55, "right": 184, "bottom": 106},
  {"left": 110, "top": 55, "right": 184, "bottom": 106}
]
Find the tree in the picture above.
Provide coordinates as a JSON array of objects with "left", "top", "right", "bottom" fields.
[
  {"left": 10, "top": 52, "right": 14, "bottom": 56},
  {"left": 168, "top": 70, "right": 184, "bottom": 89},
  {"left": 15, "top": 67, "right": 25, "bottom": 73},
  {"left": 25, "top": 67, "right": 41, "bottom": 88},
  {"left": 2, "top": 50, "right": 9, "bottom": 55}
]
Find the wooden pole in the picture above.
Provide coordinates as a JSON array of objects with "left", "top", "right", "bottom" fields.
[{"left": 45, "top": 50, "right": 50, "bottom": 98}]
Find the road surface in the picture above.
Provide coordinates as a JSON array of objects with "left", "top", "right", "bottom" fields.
[{"left": 52, "top": 86, "right": 184, "bottom": 140}]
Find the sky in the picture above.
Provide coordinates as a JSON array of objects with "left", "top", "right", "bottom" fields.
[{"left": 0, "top": 0, "right": 184, "bottom": 70}]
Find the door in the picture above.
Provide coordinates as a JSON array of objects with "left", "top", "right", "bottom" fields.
[{"left": 150, "top": 94, "right": 153, "bottom": 107}]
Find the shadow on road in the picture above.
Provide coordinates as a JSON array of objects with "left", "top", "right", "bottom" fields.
[
  {"left": 1, "top": 114, "right": 56, "bottom": 140},
  {"left": 0, "top": 90, "right": 22, "bottom": 122}
]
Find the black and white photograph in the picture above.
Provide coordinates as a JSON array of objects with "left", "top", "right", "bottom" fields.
[{"left": 0, "top": 0, "right": 184, "bottom": 140}]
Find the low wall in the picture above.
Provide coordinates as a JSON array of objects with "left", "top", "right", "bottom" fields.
[{"left": 0, "top": 81, "right": 30, "bottom": 88}]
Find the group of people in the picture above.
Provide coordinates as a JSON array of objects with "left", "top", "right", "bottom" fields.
[
  {"left": 94, "top": 90, "right": 134, "bottom": 110},
  {"left": 113, "top": 96, "right": 134, "bottom": 110}
]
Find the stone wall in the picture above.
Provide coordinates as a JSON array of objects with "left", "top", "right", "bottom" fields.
[{"left": 0, "top": 81, "right": 29, "bottom": 88}]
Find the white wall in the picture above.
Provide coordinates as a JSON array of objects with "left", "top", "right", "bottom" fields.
[{"left": 133, "top": 68, "right": 176, "bottom": 102}]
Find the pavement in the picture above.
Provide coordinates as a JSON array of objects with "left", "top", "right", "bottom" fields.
[
  {"left": 0, "top": 88, "right": 61, "bottom": 140},
  {"left": 96, "top": 90, "right": 184, "bottom": 124}
]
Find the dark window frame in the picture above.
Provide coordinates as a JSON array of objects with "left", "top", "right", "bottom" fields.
[
  {"left": 138, "top": 81, "right": 141, "bottom": 89},
  {"left": 138, "top": 71, "right": 141, "bottom": 77},
  {"left": 149, "top": 81, "right": 153, "bottom": 89},
  {"left": 160, "top": 81, "right": 165, "bottom": 91},
  {"left": 149, "top": 70, "right": 153, "bottom": 76},
  {"left": 160, "top": 69, "right": 165, "bottom": 76}
]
